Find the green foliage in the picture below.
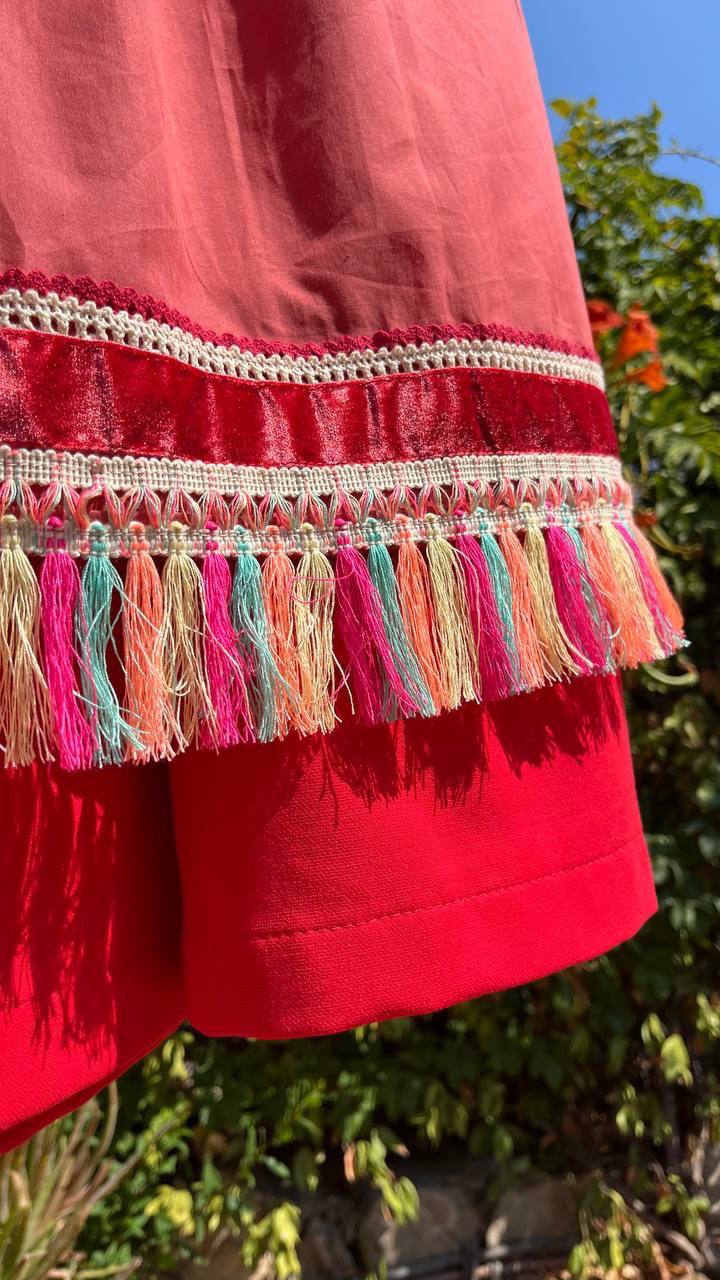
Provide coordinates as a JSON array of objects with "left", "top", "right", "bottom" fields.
[
  {"left": 79, "top": 103, "right": 720, "bottom": 1277},
  {"left": 569, "top": 1181, "right": 658, "bottom": 1279},
  {"left": 0, "top": 1085, "right": 147, "bottom": 1280}
]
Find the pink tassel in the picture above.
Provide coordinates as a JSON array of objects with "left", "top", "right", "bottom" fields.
[
  {"left": 202, "top": 530, "right": 254, "bottom": 747},
  {"left": 40, "top": 517, "right": 97, "bottom": 770},
  {"left": 334, "top": 523, "right": 416, "bottom": 724},
  {"left": 545, "top": 526, "right": 611, "bottom": 675},
  {"left": 455, "top": 531, "right": 514, "bottom": 700},
  {"left": 632, "top": 527, "right": 684, "bottom": 634}
]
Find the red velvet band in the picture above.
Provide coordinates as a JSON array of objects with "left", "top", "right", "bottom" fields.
[{"left": 0, "top": 329, "right": 617, "bottom": 468}]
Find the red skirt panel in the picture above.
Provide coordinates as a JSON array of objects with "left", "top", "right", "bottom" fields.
[
  {"left": 1, "top": 675, "right": 655, "bottom": 1150},
  {"left": 172, "top": 677, "right": 655, "bottom": 1037},
  {"left": 0, "top": 764, "right": 184, "bottom": 1148}
]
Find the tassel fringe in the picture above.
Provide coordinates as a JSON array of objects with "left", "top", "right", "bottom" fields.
[
  {"left": 123, "top": 521, "right": 176, "bottom": 762},
  {"left": 425, "top": 516, "right": 480, "bottom": 708},
  {"left": 0, "top": 510, "right": 685, "bottom": 769},
  {"left": 39, "top": 518, "right": 98, "bottom": 771},
  {"left": 294, "top": 525, "right": 337, "bottom": 734},
  {"left": 160, "top": 522, "right": 217, "bottom": 750},
  {"left": 0, "top": 515, "right": 53, "bottom": 766}
]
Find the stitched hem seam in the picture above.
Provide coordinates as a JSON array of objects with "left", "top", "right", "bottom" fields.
[{"left": 247, "top": 827, "right": 646, "bottom": 944}]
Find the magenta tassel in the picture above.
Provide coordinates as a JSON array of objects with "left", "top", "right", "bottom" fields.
[
  {"left": 615, "top": 523, "right": 679, "bottom": 654},
  {"left": 202, "top": 543, "right": 254, "bottom": 748},
  {"left": 40, "top": 518, "right": 97, "bottom": 770},
  {"left": 334, "top": 526, "right": 416, "bottom": 724},
  {"left": 455, "top": 532, "right": 515, "bottom": 700},
  {"left": 545, "top": 526, "right": 610, "bottom": 675}
]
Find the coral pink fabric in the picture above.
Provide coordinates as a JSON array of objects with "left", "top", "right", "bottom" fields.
[
  {"left": 0, "top": 0, "right": 655, "bottom": 1150},
  {"left": 0, "top": 1, "right": 589, "bottom": 347}
]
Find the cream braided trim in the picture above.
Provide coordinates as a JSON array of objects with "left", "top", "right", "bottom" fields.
[
  {"left": 9, "top": 501, "right": 634, "bottom": 560},
  {"left": 2, "top": 445, "right": 623, "bottom": 500},
  {"left": 0, "top": 287, "right": 606, "bottom": 389}
]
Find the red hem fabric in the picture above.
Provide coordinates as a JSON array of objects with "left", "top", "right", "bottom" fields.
[
  {"left": 171, "top": 676, "right": 657, "bottom": 1039},
  {"left": 190, "top": 830, "right": 655, "bottom": 1039},
  {"left": 0, "top": 676, "right": 657, "bottom": 1149},
  {"left": 0, "top": 825, "right": 654, "bottom": 1152},
  {"left": 0, "top": 757, "right": 185, "bottom": 1150}
]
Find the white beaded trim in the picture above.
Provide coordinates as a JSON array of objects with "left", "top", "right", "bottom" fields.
[
  {"left": 0, "top": 287, "right": 606, "bottom": 390},
  {"left": 1, "top": 445, "right": 623, "bottom": 500}
]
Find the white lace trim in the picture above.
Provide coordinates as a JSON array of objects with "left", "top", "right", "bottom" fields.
[
  {"left": 0, "top": 287, "right": 606, "bottom": 389},
  {"left": 2, "top": 444, "right": 623, "bottom": 500}
]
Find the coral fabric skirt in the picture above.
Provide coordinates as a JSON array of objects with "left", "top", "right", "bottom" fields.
[{"left": 0, "top": 0, "right": 680, "bottom": 1149}]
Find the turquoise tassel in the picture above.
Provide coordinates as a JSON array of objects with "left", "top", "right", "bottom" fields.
[
  {"left": 231, "top": 533, "right": 282, "bottom": 742},
  {"left": 478, "top": 530, "right": 522, "bottom": 692},
  {"left": 366, "top": 522, "right": 436, "bottom": 717},
  {"left": 80, "top": 522, "right": 141, "bottom": 764}
]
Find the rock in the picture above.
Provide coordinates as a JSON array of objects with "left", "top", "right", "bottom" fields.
[
  {"left": 702, "top": 1143, "right": 720, "bottom": 1225},
  {"left": 357, "top": 1181, "right": 480, "bottom": 1271},
  {"left": 485, "top": 1176, "right": 577, "bottom": 1249},
  {"left": 297, "top": 1216, "right": 357, "bottom": 1279},
  {"left": 179, "top": 1236, "right": 253, "bottom": 1279},
  {"left": 297, "top": 1192, "right": 358, "bottom": 1278}
]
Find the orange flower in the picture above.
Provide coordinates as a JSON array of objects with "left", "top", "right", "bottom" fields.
[
  {"left": 613, "top": 306, "right": 660, "bottom": 366},
  {"left": 587, "top": 298, "right": 622, "bottom": 335},
  {"left": 624, "top": 358, "right": 668, "bottom": 392},
  {"left": 635, "top": 510, "right": 659, "bottom": 528}
]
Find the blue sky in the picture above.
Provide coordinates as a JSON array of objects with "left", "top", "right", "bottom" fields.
[{"left": 524, "top": 0, "right": 720, "bottom": 213}]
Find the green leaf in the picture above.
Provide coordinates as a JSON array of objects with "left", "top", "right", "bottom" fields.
[
  {"left": 551, "top": 98, "right": 574, "bottom": 118},
  {"left": 260, "top": 1155, "right": 292, "bottom": 1181},
  {"left": 660, "top": 1034, "right": 693, "bottom": 1086}
]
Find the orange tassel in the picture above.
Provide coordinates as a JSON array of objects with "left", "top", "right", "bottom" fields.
[
  {"left": 580, "top": 521, "right": 660, "bottom": 666},
  {"left": 261, "top": 528, "right": 304, "bottom": 736},
  {"left": 497, "top": 528, "right": 549, "bottom": 689},
  {"left": 123, "top": 521, "right": 176, "bottom": 761},
  {"left": 395, "top": 518, "right": 447, "bottom": 711}
]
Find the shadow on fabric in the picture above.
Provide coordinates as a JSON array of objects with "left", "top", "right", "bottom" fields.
[{"left": 0, "top": 762, "right": 184, "bottom": 1148}]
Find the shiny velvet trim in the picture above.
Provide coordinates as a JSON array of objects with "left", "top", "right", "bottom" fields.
[{"left": 0, "top": 329, "right": 617, "bottom": 469}]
